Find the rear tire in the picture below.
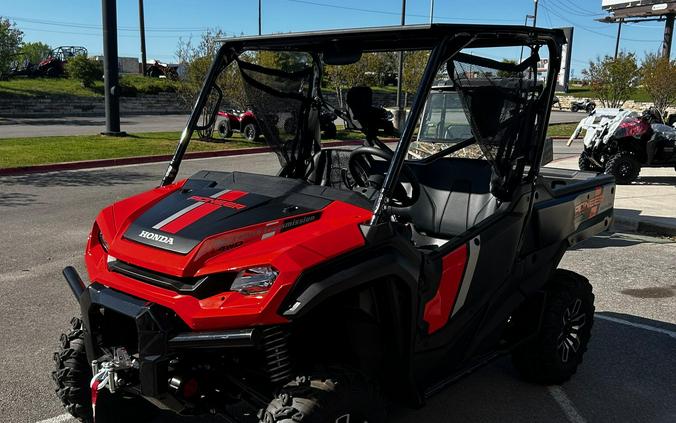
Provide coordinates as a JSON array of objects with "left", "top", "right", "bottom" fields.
[
  {"left": 605, "top": 152, "right": 640, "bottom": 184},
  {"left": 218, "top": 120, "right": 233, "bottom": 139},
  {"left": 259, "top": 368, "right": 386, "bottom": 423},
  {"left": 570, "top": 104, "right": 579, "bottom": 113},
  {"left": 53, "top": 317, "right": 93, "bottom": 422},
  {"left": 512, "top": 269, "right": 595, "bottom": 385}
]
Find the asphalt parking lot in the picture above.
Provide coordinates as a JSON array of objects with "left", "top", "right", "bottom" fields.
[{"left": 1, "top": 152, "right": 674, "bottom": 423}]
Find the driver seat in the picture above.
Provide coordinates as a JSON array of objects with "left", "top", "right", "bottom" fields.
[
  {"left": 346, "top": 86, "right": 378, "bottom": 139},
  {"left": 406, "top": 158, "right": 503, "bottom": 243}
]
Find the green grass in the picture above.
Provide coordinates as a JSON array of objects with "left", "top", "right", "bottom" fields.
[
  {"left": 0, "top": 132, "right": 258, "bottom": 168},
  {"left": 558, "top": 85, "right": 651, "bottom": 102},
  {"left": 0, "top": 75, "right": 180, "bottom": 98},
  {"left": 546, "top": 123, "right": 578, "bottom": 138}
]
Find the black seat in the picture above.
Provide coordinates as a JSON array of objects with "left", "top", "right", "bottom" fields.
[
  {"left": 346, "top": 86, "right": 379, "bottom": 139},
  {"left": 405, "top": 158, "right": 502, "bottom": 239}
]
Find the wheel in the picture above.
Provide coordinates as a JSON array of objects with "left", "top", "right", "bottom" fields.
[
  {"left": 605, "top": 152, "right": 640, "bottom": 184},
  {"left": 217, "top": 120, "right": 233, "bottom": 139},
  {"left": 570, "top": 104, "right": 579, "bottom": 113},
  {"left": 512, "top": 269, "right": 595, "bottom": 385},
  {"left": 585, "top": 103, "right": 596, "bottom": 114},
  {"left": 323, "top": 122, "right": 337, "bottom": 139},
  {"left": 53, "top": 317, "right": 93, "bottom": 422},
  {"left": 243, "top": 123, "right": 259, "bottom": 142},
  {"left": 578, "top": 151, "right": 602, "bottom": 172},
  {"left": 259, "top": 368, "right": 386, "bottom": 423}
]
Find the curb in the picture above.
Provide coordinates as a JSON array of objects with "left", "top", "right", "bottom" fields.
[
  {"left": 0, "top": 140, "right": 364, "bottom": 176},
  {"left": 612, "top": 215, "right": 676, "bottom": 238}
]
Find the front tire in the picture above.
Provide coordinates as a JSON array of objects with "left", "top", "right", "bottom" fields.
[
  {"left": 578, "top": 151, "right": 602, "bottom": 172},
  {"left": 260, "top": 368, "right": 386, "bottom": 423},
  {"left": 605, "top": 152, "right": 640, "bottom": 184},
  {"left": 217, "top": 120, "right": 233, "bottom": 139},
  {"left": 53, "top": 318, "right": 93, "bottom": 422},
  {"left": 243, "top": 123, "right": 259, "bottom": 142},
  {"left": 512, "top": 269, "right": 595, "bottom": 385}
]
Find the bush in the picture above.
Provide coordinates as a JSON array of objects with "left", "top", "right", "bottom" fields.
[
  {"left": 582, "top": 53, "right": 640, "bottom": 108},
  {"left": 641, "top": 53, "right": 676, "bottom": 119},
  {"left": 65, "top": 55, "right": 103, "bottom": 88}
]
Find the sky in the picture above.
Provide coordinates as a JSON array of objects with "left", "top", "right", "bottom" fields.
[{"left": 3, "top": 0, "right": 673, "bottom": 78}]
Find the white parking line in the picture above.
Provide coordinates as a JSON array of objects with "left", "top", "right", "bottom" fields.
[
  {"left": 596, "top": 314, "right": 676, "bottom": 339},
  {"left": 35, "top": 413, "right": 73, "bottom": 423},
  {"left": 548, "top": 386, "right": 587, "bottom": 423}
]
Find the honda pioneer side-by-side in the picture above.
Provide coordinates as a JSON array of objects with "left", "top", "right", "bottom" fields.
[{"left": 53, "top": 25, "right": 615, "bottom": 422}]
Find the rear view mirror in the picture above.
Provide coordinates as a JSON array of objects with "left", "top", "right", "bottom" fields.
[{"left": 322, "top": 42, "right": 362, "bottom": 65}]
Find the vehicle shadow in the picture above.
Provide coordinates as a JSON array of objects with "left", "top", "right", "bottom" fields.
[
  {"left": 614, "top": 208, "right": 676, "bottom": 233},
  {"left": 0, "top": 169, "right": 156, "bottom": 188},
  {"left": 633, "top": 175, "right": 676, "bottom": 186},
  {"left": 392, "top": 312, "right": 676, "bottom": 423},
  {"left": 0, "top": 117, "right": 143, "bottom": 127},
  {"left": 568, "top": 231, "right": 643, "bottom": 250}
]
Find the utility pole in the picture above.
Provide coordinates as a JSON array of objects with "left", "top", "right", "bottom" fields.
[
  {"left": 258, "top": 0, "right": 262, "bottom": 35},
  {"left": 614, "top": 19, "right": 623, "bottom": 59},
  {"left": 395, "top": 0, "right": 406, "bottom": 130},
  {"left": 138, "top": 0, "right": 147, "bottom": 75},
  {"left": 533, "top": 0, "right": 539, "bottom": 28},
  {"left": 101, "top": 0, "right": 124, "bottom": 136},
  {"left": 519, "top": 14, "right": 535, "bottom": 63},
  {"left": 663, "top": 13, "right": 674, "bottom": 59},
  {"left": 429, "top": 0, "right": 435, "bottom": 25}
]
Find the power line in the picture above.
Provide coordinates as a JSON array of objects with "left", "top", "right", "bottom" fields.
[
  {"left": 285, "top": 0, "right": 522, "bottom": 23},
  {"left": 539, "top": 2, "right": 655, "bottom": 42},
  {"left": 5, "top": 15, "right": 211, "bottom": 33}
]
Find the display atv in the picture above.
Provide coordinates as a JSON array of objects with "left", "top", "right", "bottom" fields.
[
  {"left": 569, "top": 107, "right": 676, "bottom": 184},
  {"left": 53, "top": 25, "right": 615, "bottom": 423}
]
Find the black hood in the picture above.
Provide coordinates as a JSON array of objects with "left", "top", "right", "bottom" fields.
[{"left": 123, "top": 171, "right": 370, "bottom": 254}]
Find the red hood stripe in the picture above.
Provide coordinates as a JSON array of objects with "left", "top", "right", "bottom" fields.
[{"left": 159, "top": 190, "right": 247, "bottom": 234}]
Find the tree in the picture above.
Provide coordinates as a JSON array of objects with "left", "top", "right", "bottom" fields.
[
  {"left": 641, "top": 53, "right": 676, "bottom": 119},
  {"left": 65, "top": 55, "right": 103, "bottom": 87},
  {"left": 497, "top": 59, "right": 518, "bottom": 78},
  {"left": 402, "top": 50, "right": 431, "bottom": 100},
  {"left": 20, "top": 41, "right": 51, "bottom": 64},
  {"left": 0, "top": 17, "right": 23, "bottom": 78},
  {"left": 582, "top": 53, "right": 640, "bottom": 108}
]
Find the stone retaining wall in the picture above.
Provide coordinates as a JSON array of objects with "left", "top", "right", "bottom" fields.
[
  {"left": 0, "top": 92, "right": 188, "bottom": 118},
  {"left": 556, "top": 95, "right": 676, "bottom": 115}
]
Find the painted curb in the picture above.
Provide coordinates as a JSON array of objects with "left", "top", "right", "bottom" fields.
[
  {"left": 612, "top": 215, "right": 676, "bottom": 238},
  {"left": 0, "top": 140, "right": 364, "bottom": 176}
]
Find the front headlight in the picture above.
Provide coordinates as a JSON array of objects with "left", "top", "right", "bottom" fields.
[{"left": 230, "top": 266, "right": 278, "bottom": 295}]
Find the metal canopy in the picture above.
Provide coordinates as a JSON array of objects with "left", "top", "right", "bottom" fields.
[{"left": 216, "top": 24, "right": 566, "bottom": 52}]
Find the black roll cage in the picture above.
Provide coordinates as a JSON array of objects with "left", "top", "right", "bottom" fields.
[{"left": 161, "top": 24, "right": 564, "bottom": 225}]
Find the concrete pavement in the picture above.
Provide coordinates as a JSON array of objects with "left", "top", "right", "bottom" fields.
[{"left": 549, "top": 156, "right": 676, "bottom": 236}]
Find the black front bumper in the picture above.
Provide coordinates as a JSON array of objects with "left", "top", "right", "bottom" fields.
[{"left": 65, "top": 267, "right": 261, "bottom": 410}]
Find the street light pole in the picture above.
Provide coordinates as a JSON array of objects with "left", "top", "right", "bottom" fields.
[
  {"left": 429, "top": 0, "right": 435, "bottom": 25},
  {"left": 101, "top": 0, "right": 124, "bottom": 136},
  {"left": 533, "top": 0, "right": 539, "bottom": 27},
  {"left": 258, "top": 0, "right": 262, "bottom": 35},
  {"left": 138, "top": 0, "right": 147, "bottom": 75},
  {"left": 395, "top": 0, "right": 406, "bottom": 130},
  {"left": 614, "top": 19, "right": 623, "bottom": 59}
]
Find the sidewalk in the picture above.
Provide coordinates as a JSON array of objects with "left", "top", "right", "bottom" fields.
[{"left": 548, "top": 157, "right": 676, "bottom": 237}]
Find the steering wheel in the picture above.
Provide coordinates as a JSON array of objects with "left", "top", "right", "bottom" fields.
[{"left": 348, "top": 146, "right": 420, "bottom": 208}]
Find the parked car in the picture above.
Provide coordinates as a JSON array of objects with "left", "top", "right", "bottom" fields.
[{"left": 53, "top": 25, "right": 613, "bottom": 423}]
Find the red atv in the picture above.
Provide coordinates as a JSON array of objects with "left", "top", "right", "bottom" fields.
[
  {"left": 54, "top": 25, "right": 615, "bottom": 423},
  {"left": 216, "top": 109, "right": 260, "bottom": 141}
]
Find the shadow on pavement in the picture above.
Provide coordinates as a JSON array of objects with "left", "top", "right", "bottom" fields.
[
  {"left": 0, "top": 117, "right": 142, "bottom": 127},
  {"left": 568, "top": 231, "right": 643, "bottom": 250},
  {"left": 0, "top": 191, "right": 41, "bottom": 207},
  {"left": 614, "top": 208, "right": 676, "bottom": 231},
  {"left": 0, "top": 169, "right": 156, "bottom": 188},
  {"left": 632, "top": 175, "right": 676, "bottom": 186}
]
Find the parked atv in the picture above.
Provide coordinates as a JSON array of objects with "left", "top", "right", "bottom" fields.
[
  {"left": 570, "top": 107, "right": 676, "bottom": 183},
  {"left": 37, "top": 46, "right": 88, "bottom": 77},
  {"left": 54, "top": 25, "right": 614, "bottom": 423},
  {"left": 570, "top": 98, "right": 596, "bottom": 114},
  {"left": 216, "top": 109, "right": 261, "bottom": 141}
]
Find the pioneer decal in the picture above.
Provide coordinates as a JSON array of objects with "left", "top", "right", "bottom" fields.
[
  {"left": 138, "top": 230, "right": 175, "bottom": 245},
  {"left": 574, "top": 185, "right": 614, "bottom": 228},
  {"left": 189, "top": 195, "right": 247, "bottom": 210}
]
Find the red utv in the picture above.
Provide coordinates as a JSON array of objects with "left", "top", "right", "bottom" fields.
[
  {"left": 53, "top": 25, "right": 615, "bottom": 423},
  {"left": 37, "top": 46, "right": 88, "bottom": 77}
]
